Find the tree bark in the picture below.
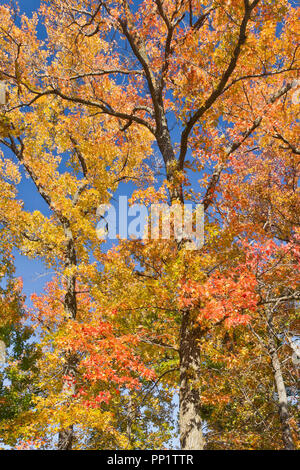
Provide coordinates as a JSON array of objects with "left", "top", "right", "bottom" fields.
[
  {"left": 165, "top": 153, "right": 204, "bottom": 449},
  {"left": 58, "top": 221, "right": 78, "bottom": 450},
  {"left": 268, "top": 332, "right": 295, "bottom": 450},
  {"left": 58, "top": 426, "right": 74, "bottom": 450},
  {"left": 179, "top": 309, "right": 205, "bottom": 450}
]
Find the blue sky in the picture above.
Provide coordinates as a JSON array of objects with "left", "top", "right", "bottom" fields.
[{"left": 18, "top": 0, "right": 41, "bottom": 15}]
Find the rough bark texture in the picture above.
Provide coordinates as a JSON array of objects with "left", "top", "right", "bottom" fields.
[
  {"left": 179, "top": 310, "right": 205, "bottom": 450},
  {"left": 268, "top": 327, "right": 295, "bottom": 450},
  {"left": 57, "top": 352, "right": 78, "bottom": 450},
  {"left": 58, "top": 426, "right": 74, "bottom": 450},
  {"left": 57, "top": 221, "right": 78, "bottom": 450}
]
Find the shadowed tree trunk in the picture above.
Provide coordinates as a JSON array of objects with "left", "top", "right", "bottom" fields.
[
  {"left": 268, "top": 316, "right": 295, "bottom": 450},
  {"left": 58, "top": 220, "right": 78, "bottom": 450},
  {"left": 58, "top": 425, "right": 74, "bottom": 450},
  {"left": 179, "top": 309, "right": 205, "bottom": 449}
]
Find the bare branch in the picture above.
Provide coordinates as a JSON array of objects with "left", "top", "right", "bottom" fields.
[
  {"left": 179, "top": 0, "right": 261, "bottom": 169},
  {"left": 272, "top": 131, "right": 300, "bottom": 155},
  {"left": 202, "top": 81, "right": 294, "bottom": 210}
]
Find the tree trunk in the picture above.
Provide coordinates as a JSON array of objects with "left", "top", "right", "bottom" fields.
[
  {"left": 126, "top": 392, "right": 134, "bottom": 446},
  {"left": 179, "top": 309, "right": 205, "bottom": 449},
  {"left": 58, "top": 221, "right": 78, "bottom": 450},
  {"left": 269, "top": 333, "right": 295, "bottom": 450},
  {"left": 58, "top": 426, "right": 74, "bottom": 450},
  {"left": 164, "top": 156, "right": 204, "bottom": 449}
]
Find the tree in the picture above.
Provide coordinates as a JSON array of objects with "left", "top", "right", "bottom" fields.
[
  {"left": 0, "top": 229, "right": 41, "bottom": 449},
  {"left": 212, "top": 129, "right": 300, "bottom": 449},
  {"left": 0, "top": 0, "right": 299, "bottom": 449},
  {"left": 0, "top": 3, "right": 155, "bottom": 448}
]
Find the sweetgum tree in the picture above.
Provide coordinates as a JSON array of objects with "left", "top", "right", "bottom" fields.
[{"left": 0, "top": 0, "right": 299, "bottom": 449}]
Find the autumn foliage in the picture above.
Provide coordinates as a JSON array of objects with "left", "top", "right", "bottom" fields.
[{"left": 0, "top": 0, "right": 299, "bottom": 450}]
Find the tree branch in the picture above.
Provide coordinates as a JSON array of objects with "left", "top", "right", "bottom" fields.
[
  {"left": 202, "top": 81, "right": 294, "bottom": 210},
  {"left": 178, "top": 0, "right": 261, "bottom": 169}
]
